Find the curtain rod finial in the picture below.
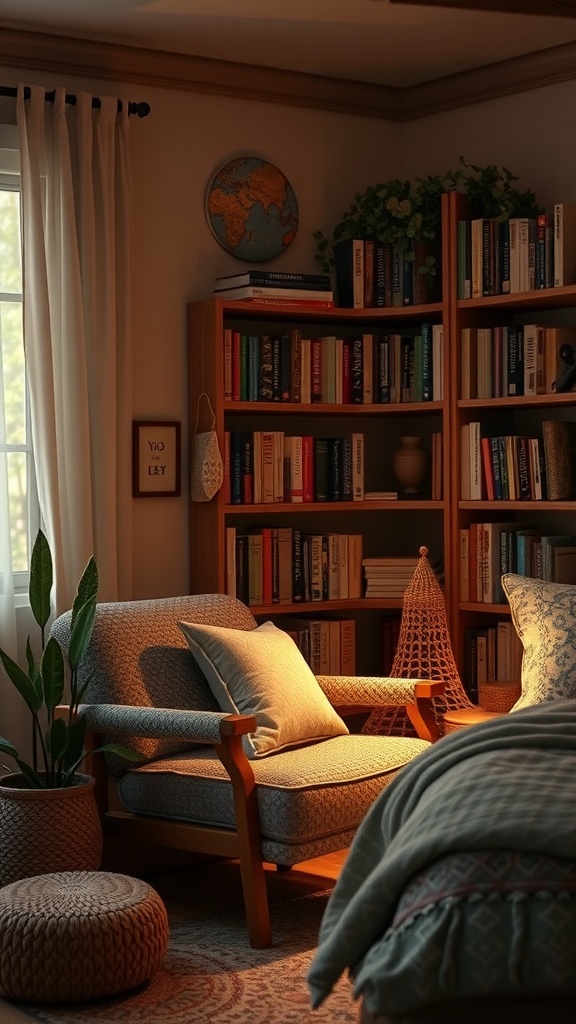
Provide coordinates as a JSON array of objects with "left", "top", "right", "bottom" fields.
[{"left": 130, "top": 101, "right": 151, "bottom": 118}]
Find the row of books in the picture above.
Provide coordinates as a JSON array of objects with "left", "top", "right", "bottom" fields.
[
  {"left": 225, "top": 527, "right": 363, "bottom": 606},
  {"left": 223, "top": 325, "right": 444, "bottom": 405},
  {"left": 459, "top": 522, "right": 576, "bottom": 604},
  {"left": 224, "top": 431, "right": 365, "bottom": 505},
  {"left": 278, "top": 617, "right": 356, "bottom": 675},
  {"left": 463, "top": 621, "right": 523, "bottom": 703},
  {"left": 460, "top": 323, "right": 576, "bottom": 400},
  {"left": 457, "top": 203, "right": 576, "bottom": 299},
  {"left": 333, "top": 238, "right": 436, "bottom": 309},
  {"left": 213, "top": 270, "right": 335, "bottom": 309},
  {"left": 362, "top": 556, "right": 442, "bottom": 598},
  {"left": 462, "top": 420, "right": 575, "bottom": 502}
]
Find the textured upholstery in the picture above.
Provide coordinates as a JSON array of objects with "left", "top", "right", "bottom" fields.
[
  {"left": 50, "top": 592, "right": 438, "bottom": 928},
  {"left": 118, "top": 734, "right": 428, "bottom": 864},
  {"left": 51, "top": 593, "right": 257, "bottom": 766}
]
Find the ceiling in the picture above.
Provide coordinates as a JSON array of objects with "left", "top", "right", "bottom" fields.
[{"left": 1, "top": 0, "right": 576, "bottom": 90}]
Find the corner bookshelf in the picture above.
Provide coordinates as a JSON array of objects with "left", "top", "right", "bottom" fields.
[
  {"left": 187, "top": 281, "right": 451, "bottom": 676},
  {"left": 446, "top": 189, "right": 576, "bottom": 696}
]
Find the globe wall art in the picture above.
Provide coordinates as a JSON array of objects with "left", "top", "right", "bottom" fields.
[{"left": 205, "top": 156, "right": 299, "bottom": 263}]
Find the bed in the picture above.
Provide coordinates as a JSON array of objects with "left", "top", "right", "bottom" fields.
[{"left": 307, "top": 698, "right": 576, "bottom": 1023}]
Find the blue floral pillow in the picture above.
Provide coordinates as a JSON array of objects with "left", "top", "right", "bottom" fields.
[{"left": 501, "top": 573, "right": 576, "bottom": 710}]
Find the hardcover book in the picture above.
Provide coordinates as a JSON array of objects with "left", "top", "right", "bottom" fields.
[
  {"left": 553, "top": 202, "right": 576, "bottom": 287},
  {"left": 542, "top": 420, "right": 576, "bottom": 500},
  {"left": 333, "top": 238, "right": 364, "bottom": 309}
]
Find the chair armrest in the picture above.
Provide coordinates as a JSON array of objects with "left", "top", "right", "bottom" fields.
[
  {"left": 78, "top": 703, "right": 256, "bottom": 744},
  {"left": 315, "top": 677, "right": 444, "bottom": 743}
]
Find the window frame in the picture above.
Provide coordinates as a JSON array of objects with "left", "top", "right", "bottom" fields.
[{"left": 0, "top": 124, "right": 40, "bottom": 601}]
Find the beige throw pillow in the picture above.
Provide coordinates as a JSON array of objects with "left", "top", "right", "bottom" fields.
[{"left": 178, "top": 619, "right": 348, "bottom": 757}]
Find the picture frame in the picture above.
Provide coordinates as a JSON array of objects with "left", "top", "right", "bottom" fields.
[{"left": 132, "top": 420, "right": 181, "bottom": 498}]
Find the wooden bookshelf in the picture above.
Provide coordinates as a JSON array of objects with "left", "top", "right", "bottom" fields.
[
  {"left": 447, "top": 189, "right": 576, "bottom": 694},
  {"left": 187, "top": 289, "right": 451, "bottom": 677}
]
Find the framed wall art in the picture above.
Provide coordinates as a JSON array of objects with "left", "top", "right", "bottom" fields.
[{"left": 132, "top": 420, "right": 181, "bottom": 498}]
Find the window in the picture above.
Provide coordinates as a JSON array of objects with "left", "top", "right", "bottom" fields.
[{"left": 0, "top": 127, "right": 39, "bottom": 591}]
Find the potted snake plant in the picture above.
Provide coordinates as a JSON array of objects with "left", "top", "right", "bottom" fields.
[{"left": 0, "top": 529, "right": 140, "bottom": 885}]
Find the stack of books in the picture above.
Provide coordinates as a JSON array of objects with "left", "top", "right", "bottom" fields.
[
  {"left": 362, "top": 556, "right": 443, "bottom": 598},
  {"left": 213, "top": 270, "right": 334, "bottom": 309}
]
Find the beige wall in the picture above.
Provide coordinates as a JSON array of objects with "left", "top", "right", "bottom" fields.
[
  {"left": 401, "top": 80, "right": 576, "bottom": 209},
  {"left": 0, "top": 62, "right": 402, "bottom": 599},
  {"left": 3, "top": 60, "right": 576, "bottom": 605}
]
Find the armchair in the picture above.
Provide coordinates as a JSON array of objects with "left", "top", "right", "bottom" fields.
[{"left": 51, "top": 593, "right": 442, "bottom": 948}]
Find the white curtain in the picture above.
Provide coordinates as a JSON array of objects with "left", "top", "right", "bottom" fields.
[{"left": 16, "top": 85, "right": 133, "bottom": 613}]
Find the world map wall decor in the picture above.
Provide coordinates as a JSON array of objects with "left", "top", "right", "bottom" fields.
[{"left": 205, "top": 156, "right": 299, "bottom": 263}]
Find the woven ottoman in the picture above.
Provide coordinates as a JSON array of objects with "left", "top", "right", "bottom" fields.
[{"left": 0, "top": 871, "right": 169, "bottom": 1003}]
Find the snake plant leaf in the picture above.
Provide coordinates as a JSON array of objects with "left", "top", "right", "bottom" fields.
[
  {"left": 13, "top": 760, "right": 45, "bottom": 788},
  {"left": 71, "top": 557, "right": 98, "bottom": 630},
  {"left": 0, "top": 738, "right": 19, "bottom": 759},
  {"left": 47, "top": 716, "right": 68, "bottom": 760},
  {"left": 29, "top": 529, "right": 53, "bottom": 631},
  {"left": 68, "top": 597, "right": 97, "bottom": 673},
  {"left": 0, "top": 649, "right": 42, "bottom": 713},
  {"left": 64, "top": 716, "right": 87, "bottom": 767},
  {"left": 41, "top": 637, "right": 65, "bottom": 710}
]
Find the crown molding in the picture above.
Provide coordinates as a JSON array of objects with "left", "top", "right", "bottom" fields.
[
  {"left": 1, "top": 25, "right": 576, "bottom": 122},
  {"left": 401, "top": 39, "right": 576, "bottom": 118}
]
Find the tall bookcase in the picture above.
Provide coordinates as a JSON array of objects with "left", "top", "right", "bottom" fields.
[
  {"left": 188, "top": 191, "right": 576, "bottom": 690},
  {"left": 187, "top": 249, "right": 451, "bottom": 676},
  {"left": 446, "top": 189, "right": 576, "bottom": 693}
]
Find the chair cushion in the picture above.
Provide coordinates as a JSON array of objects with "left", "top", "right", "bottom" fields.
[
  {"left": 178, "top": 619, "right": 348, "bottom": 757},
  {"left": 118, "top": 733, "right": 430, "bottom": 864},
  {"left": 501, "top": 573, "right": 576, "bottom": 711}
]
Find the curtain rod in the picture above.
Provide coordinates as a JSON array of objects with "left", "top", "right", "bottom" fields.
[{"left": 0, "top": 85, "right": 150, "bottom": 118}]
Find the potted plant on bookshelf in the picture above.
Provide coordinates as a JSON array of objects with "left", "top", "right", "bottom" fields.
[
  {"left": 0, "top": 529, "right": 140, "bottom": 886},
  {"left": 450, "top": 156, "right": 541, "bottom": 220},
  {"left": 313, "top": 172, "right": 450, "bottom": 306}
]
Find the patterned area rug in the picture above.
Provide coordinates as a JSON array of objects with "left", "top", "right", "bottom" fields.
[{"left": 15, "top": 892, "right": 358, "bottom": 1024}]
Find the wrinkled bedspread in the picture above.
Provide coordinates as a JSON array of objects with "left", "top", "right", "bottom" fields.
[{"left": 308, "top": 698, "right": 576, "bottom": 1010}]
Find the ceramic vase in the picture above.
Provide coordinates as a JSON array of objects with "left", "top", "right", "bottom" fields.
[{"left": 393, "top": 436, "right": 427, "bottom": 495}]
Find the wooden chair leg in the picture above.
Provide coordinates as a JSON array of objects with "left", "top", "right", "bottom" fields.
[{"left": 216, "top": 731, "right": 272, "bottom": 948}]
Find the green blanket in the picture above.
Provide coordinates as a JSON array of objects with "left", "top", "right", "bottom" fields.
[{"left": 308, "top": 698, "right": 576, "bottom": 1010}]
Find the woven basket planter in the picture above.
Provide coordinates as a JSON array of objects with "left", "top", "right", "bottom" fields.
[{"left": 0, "top": 773, "right": 102, "bottom": 887}]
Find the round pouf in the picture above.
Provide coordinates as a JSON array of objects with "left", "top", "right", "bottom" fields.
[{"left": 0, "top": 871, "right": 169, "bottom": 1003}]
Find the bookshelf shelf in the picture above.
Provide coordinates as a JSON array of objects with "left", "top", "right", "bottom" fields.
[
  {"left": 225, "top": 500, "right": 444, "bottom": 514},
  {"left": 225, "top": 401, "right": 443, "bottom": 415}
]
